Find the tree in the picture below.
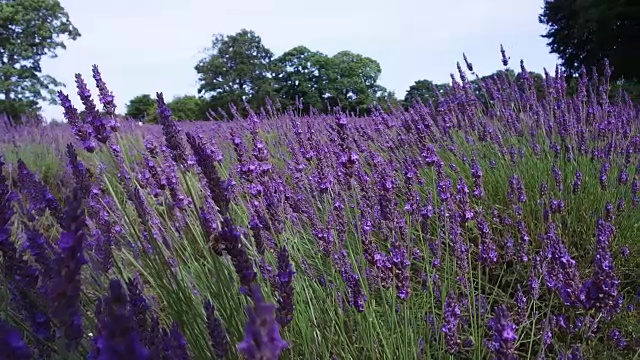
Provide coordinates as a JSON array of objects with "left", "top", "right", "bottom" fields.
[
  {"left": 322, "top": 51, "right": 384, "bottom": 114},
  {"left": 539, "top": 0, "right": 640, "bottom": 82},
  {"left": 272, "top": 46, "right": 327, "bottom": 112},
  {"left": 403, "top": 79, "right": 451, "bottom": 107},
  {"left": 272, "top": 47, "right": 386, "bottom": 115},
  {"left": 125, "top": 94, "right": 156, "bottom": 121},
  {"left": 167, "top": 95, "right": 205, "bottom": 120},
  {"left": 374, "top": 89, "right": 402, "bottom": 112},
  {"left": 514, "top": 70, "right": 546, "bottom": 100},
  {"left": 134, "top": 94, "right": 206, "bottom": 123},
  {"left": 0, "top": 0, "right": 81, "bottom": 123},
  {"left": 194, "top": 29, "right": 274, "bottom": 116}
]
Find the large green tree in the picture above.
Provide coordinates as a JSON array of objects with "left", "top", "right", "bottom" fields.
[
  {"left": 403, "top": 79, "right": 451, "bottom": 107},
  {"left": 272, "top": 46, "right": 327, "bottom": 112},
  {"left": 167, "top": 95, "right": 205, "bottom": 120},
  {"left": 374, "top": 89, "right": 402, "bottom": 112},
  {"left": 194, "top": 29, "right": 274, "bottom": 115},
  {"left": 125, "top": 94, "right": 156, "bottom": 121},
  {"left": 272, "top": 47, "right": 387, "bottom": 114},
  {"left": 0, "top": 0, "right": 80, "bottom": 123},
  {"left": 539, "top": 0, "right": 640, "bottom": 82},
  {"left": 324, "top": 51, "right": 384, "bottom": 114},
  {"left": 129, "top": 94, "right": 206, "bottom": 123}
]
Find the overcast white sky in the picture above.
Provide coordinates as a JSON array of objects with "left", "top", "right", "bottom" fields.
[{"left": 40, "top": 0, "right": 559, "bottom": 121}]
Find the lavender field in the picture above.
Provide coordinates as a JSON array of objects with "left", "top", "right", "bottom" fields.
[{"left": 1, "top": 57, "right": 639, "bottom": 359}]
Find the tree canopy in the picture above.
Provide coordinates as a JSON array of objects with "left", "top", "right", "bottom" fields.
[
  {"left": 404, "top": 79, "right": 451, "bottom": 106},
  {"left": 323, "top": 50, "right": 385, "bottom": 115},
  {"left": 0, "top": 0, "right": 80, "bottom": 123},
  {"left": 194, "top": 29, "right": 275, "bottom": 114},
  {"left": 539, "top": 0, "right": 640, "bottom": 82},
  {"left": 165, "top": 95, "right": 205, "bottom": 121},
  {"left": 193, "top": 29, "right": 389, "bottom": 117},
  {"left": 272, "top": 45, "right": 326, "bottom": 112},
  {"left": 125, "top": 94, "right": 156, "bottom": 121},
  {"left": 126, "top": 94, "right": 206, "bottom": 122}
]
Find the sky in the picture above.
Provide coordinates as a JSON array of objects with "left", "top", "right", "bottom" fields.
[{"left": 40, "top": 0, "right": 560, "bottom": 121}]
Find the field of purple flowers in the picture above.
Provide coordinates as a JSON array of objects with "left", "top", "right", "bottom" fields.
[{"left": 1, "top": 55, "right": 639, "bottom": 359}]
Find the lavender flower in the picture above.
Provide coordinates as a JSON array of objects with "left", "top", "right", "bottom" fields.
[
  {"left": 204, "top": 300, "right": 229, "bottom": 359},
  {"left": 156, "top": 92, "right": 187, "bottom": 167},
  {"left": 471, "top": 157, "right": 485, "bottom": 199},
  {"left": 161, "top": 323, "right": 190, "bottom": 360},
  {"left": 126, "top": 276, "right": 150, "bottom": 341},
  {"left": 66, "top": 143, "right": 94, "bottom": 199},
  {"left": 75, "top": 72, "right": 113, "bottom": 144},
  {"left": 572, "top": 170, "right": 582, "bottom": 194},
  {"left": 57, "top": 90, "right": 97, "bottom": 152},
  {"left": 186, "top": 132, "right": 231, "bottom": 216},
  {"left": 485, "top": 305, "right": 518, "bottom": 360},
  {"left": 508, "top": 175, "right": 526, "bottom": 203},
  {"left": 0, "top": 319, "right": 32, "bottom": 360},
  {"left": 92, "top": 64, "right": 118, "bottom": 121},
  {"left": 219, "top": 217, "right": 257, "bottom": 291},
  {"left": 580, "top": 218, "right": 621, "bottom": 313},
  {"left": 16, "top": 159, "right": 62, "bottom": 223},
  {"left": 48, "top": 187, "right": 88, "bottom": 350},
  {"left": 237, "top": 284, "right": 289, "bottom": 359},
  {"left": 599, "top": 161, "right": 610, "bottom": 191},
  {"left": 442, "top": 292, "right": 462, "bottom": 353},
  {"left": 92, "top": 279, "right": 150, "bottom": 359},
  {"left": 275, "top": 245, "right": 295, "bottom": 327}
]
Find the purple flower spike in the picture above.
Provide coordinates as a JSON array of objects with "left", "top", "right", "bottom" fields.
[
  {"left": 275, "top": 245, "right": 295, "bottom": 327},
  {"left": 57, "top": 90, "right": 97, "bottom": 152},
  {"left": 219, "top": 217, "right": 257, "bottom": 291},
  {"left": 16, "top": 159, "right": 63, "bottom": 224},
  {"left": 204, "top": 300, "right": 229, "bottom": 359},
  {"left": 48, "top": 187, "right": 88, "bottom": 351},
  {"left": 580, "top": 218, "right": 621, "bottom": 313},
  {"left": 161, "top": 323, "right": 189, "bottom": 360},
  {"left": 186, "top": 132, "right": 231, "bottom": 216},
  {"left": 92, "top": 279, "right": 150, "bottom": 360},
  {"left": 572, "top": 170, "right": 582, "bottom": 194},
  {"left": 485, "top": 305, "right": 518, "bottom": 360},
  {"left": 155, "top": 92, "right": 187, "bottom": 167},
  {"left": 237, "top": 284, "right": 289, "bottom": 360},
  {"left": 0, "top": 319, "right": 32, "bottom": 360},
  {"left": 75, "top": 73, "right": 113, "bottom": 144},
  {"left": 500, "top": 44, "right": 509, "bottom": 67},
  {"left": 442, "top": 292, "right": 462, "bottom": 354},
  {"left": 91, "top": 65, "right": 117, "bottom": 118},
  {"left": 126, "top": 276, "right": 150, "bottom": 342}
]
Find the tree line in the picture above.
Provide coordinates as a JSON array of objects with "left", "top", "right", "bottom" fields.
[
  {"left": 124, "top": 29, "right": 552, "bottom": 122},
  {"left": 1, "top": 0, "right": 638, "bottom": 124},
  {"left": 125, "top": 29, "right": 398, "bottom": 122}
]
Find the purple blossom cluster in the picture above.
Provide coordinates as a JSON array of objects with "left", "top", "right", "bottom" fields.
[{"left": 1, "top": 52, "right": 639, "bottom": 359}]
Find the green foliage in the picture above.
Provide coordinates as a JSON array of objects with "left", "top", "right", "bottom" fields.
[
  {"left": 131, "top": 94, "right": 207, "bottom": 122},
  {"left": 374, "top": 89, "right": 402, "bottom": 111},
  {"left": 611, "top": 79, "right": 640, "bottom": 103},
  {"left": 125, "top": 94, "right": 156, "bottom": 121},
  {"left": 194, "top": 29, "right": 275, "bottom": 116},
  {"left": 0, "top": 0, "right": 80, "bottom": 122},
  {"left": 194, "top": 29, "right": 389, "bottom": 116},
  {"left": 403, "top": 79, "right": 451, "bottom": 107},
  {"left": 272, "top": 46, "right": 327, "bottom": 113},
  {"left": 167, "top": 95, "right": 206, "bottom": 120},
  {"left": 323, "top": 50, "right": 384, "bottom": 115},
  {"left": 403, "top": 70, "right": 545, "bottom": 110},
  {"left": 539, "top": 0, "right": 640, "bottom": 82}
]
